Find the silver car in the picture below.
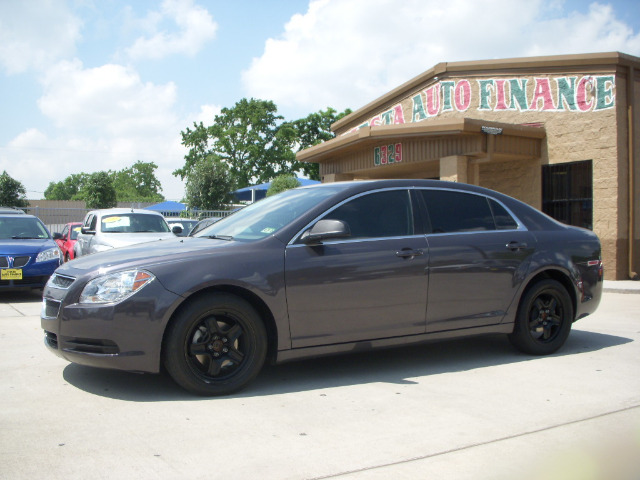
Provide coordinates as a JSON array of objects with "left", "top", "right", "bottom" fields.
[{"left": 74, "top": 208, "right": 177, "bottom": 257}]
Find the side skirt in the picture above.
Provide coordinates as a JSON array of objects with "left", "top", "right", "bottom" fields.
[{"left": 275, "top": 323, "right": 514, "bottom": 364}]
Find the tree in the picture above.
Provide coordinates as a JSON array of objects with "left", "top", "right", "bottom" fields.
[
  {"left": 266, "top": 174, "right": 301, "bottom": 197},
  {"left": 111, "top": 161, "right": 164, "bottom": 202},
  {"left": 184, "top": 156, "right": 235, "bottom": 210},
  {"left": 288, "top": 107, "right": 352, "bottom": 180},
  {"left": 44, "top": 173, "right": 88, "bottom": 200},
  {"left": 79, "top": 172, "right": 117, "bottom": 209},
  {"left": 177, "top": 98, "right": 300, "bottom": 189},
  {"left": 0, "top": 171, "right": 29, "bottom": 207}
]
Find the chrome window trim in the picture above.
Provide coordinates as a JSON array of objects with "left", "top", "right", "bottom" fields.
[
  {"left": 288, "top": 186, "right": 529, "bottom": 247},
  {"left": 415, "top": 187, "right": 528, "bottom": 235}
]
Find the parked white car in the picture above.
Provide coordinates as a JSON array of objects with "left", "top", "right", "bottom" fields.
[{"left": 74, "top": 208, "right": 178, "bottom": 258}]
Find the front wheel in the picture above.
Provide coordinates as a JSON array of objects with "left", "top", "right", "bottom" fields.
[
  {"left": 163, "top": 293, "right": 267, "bottom": 396},
  {"left": 508, "top": 279, "right": 574, "bottom": 355}
]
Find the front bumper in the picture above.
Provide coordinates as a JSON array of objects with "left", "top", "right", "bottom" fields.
[{"left": 41, "top": 278, "right": 180, "bottom": 373}]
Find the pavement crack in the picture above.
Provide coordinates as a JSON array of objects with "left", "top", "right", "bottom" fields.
[{"left": 306, "top": 404, "right": 640, "bottom": 480}]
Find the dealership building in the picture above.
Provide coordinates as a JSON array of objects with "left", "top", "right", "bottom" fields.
[{"left": 298, "top": 52, "right": 639, "bottom": 280}]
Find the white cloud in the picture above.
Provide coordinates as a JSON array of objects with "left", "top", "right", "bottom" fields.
[
  {"left": 125, "top": 0, "right": 218, "bottom": 60},
  {"left": 1, "top": 59, "right": 191, "bottom": 199},
  {"left": 242, "top": 0, "right": 640, "bottom": 116},
  {"left": 37, "top": 60, "right": 178, "bottom": 135},
  {"left": 0, "top": 0, "right": 82, "bottom": 74}
]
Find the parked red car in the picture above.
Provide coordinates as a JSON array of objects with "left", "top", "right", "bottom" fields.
[{"left": 54, "top": 222, "right": 82, "bottom": 262}]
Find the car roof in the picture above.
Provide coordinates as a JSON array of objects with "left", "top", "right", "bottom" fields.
[
  {"left": 89, "top": 208, "right": 164, "bottom": 216},
  {"left": 0, "top": 207, "right": 27, "bottom": 214}
]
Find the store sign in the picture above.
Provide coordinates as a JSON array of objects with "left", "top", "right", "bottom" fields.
[
  {"left": 374, "top": 143, "right": 402, "bottom": 166},
  {"left": 349, "top": 75, "right": 616, "bottom": 134}
]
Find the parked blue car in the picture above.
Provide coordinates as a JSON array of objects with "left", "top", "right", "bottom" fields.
[{"left": 0, "top": 210, "right": 62, "bottom": 290}]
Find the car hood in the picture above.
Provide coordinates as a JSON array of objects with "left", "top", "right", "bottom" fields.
[
  {"left": 97, "top": 232, "right": 177, "bottom": 249},
  {"left": 59, "top": 236, "right": 246, "bottom": 275},
  {"left": 0, "top": 238, "right": 56, "bottom": 255}
]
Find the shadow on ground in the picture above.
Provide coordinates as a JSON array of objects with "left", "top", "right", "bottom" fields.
[{"left": 62, "top": 328, "right": 632, "bottom": 402}]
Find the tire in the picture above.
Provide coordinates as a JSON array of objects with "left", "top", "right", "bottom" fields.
[
  {"left": 163, "top": 293, "right": 267, "bottom": 396},
  {"left": 508, "top": 279, "right": 574, "bottom": 355},
  {"left": 64, "top": 252, "right": 70, "bottom": 262}
]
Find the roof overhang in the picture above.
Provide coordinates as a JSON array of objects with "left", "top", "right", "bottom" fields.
[{"left": 297, "top": 118, "right": 546, "bottom": 165}]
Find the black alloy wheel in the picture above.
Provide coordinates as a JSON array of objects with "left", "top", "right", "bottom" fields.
[
  {"left": 163, "top": 293, "right": 267, "bottom": 396},
  {"left": 508, "top": 279, "right": 574, "bottom": 355}
]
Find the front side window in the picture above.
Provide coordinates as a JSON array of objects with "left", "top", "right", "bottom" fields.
[
  {"left": 419, "top": 190, "right": 497, "bottom": 233},
  {"left": 322, "top": 190, "right": 413, "bottom": 239}
]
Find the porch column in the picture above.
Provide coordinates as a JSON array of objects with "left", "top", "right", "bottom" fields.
[{"left": 440, "top": 155, "right": 469, "bottom": 183}]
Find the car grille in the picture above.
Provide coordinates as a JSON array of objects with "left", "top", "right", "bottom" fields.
[
  {"left": 12, "top": 256, "right": 30, "bottom": 268},
  {"left": 44, "top": 331, "right": 58, "bottom": 349},
  {"left": 43, "top": 299, "right": 61, "bottom": 318},
  {"left": 0, "top": 255, "right": 31, "bottom": 268},
  {"left": 49, "top": 273, "right": 75, "bottom": 289},
  {"left": 64, "top": 338, "right": 120, "bottom": 355}
]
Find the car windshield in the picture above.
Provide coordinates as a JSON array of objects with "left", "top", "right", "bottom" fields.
[
  {"left": 0, "top": 217, "right": 50, "bottom": 239},
  {"left": 194, "top": 185, "right": 344, "bottom": 241},
  {"left": 70, "top": 226, "right": 82, "bottom": 240},
  {"left": 101, "top": 214, "right": 170, "bottom": 233}
]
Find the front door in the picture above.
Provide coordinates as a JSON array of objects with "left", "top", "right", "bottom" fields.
[{"left": 285, "top": 189, "right": 429, "bottom": 348}]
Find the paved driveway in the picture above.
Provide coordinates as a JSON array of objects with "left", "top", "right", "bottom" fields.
[{"left": 1, "top": 289, "right": 638, "bottom": 479}]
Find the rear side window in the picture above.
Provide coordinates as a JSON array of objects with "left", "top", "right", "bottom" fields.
[
  {"left": 419, "top": 190, "right": 495, "bottom": 233},
  {"left": 489, "top": 199, "right": 519, "bottom": 230},
  {"left": 323, "top": 190, "right": 413, "bottom": 239}
]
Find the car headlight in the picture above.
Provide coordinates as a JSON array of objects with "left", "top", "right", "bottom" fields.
[
  {"left": 36, "top": 247, "right": 62, "bottom": 263},
  {"left": 79, "top": 269, "right": 155, "bottom": 304}
]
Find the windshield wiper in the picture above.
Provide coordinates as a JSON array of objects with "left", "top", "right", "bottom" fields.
[
  {"left": 205, "top": 234, "right": 233, "bottom": 241},
  {"left": 12, "top": 235, "right": 40, "bottom": 239}
]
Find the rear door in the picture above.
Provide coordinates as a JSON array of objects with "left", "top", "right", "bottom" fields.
[
  {"left": 285, "top": 189, "right": 429, "bottom": 348},
  {"left": 417, "top": 189, "right": 536, "bottom": 332}
]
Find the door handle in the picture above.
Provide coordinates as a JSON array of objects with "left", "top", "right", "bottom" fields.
[
  {"left": 396, "top": 249, "right": 424, "bottom": 258},
  {"left": 506, "top": 241, "right": 527, "bottom": 251}
]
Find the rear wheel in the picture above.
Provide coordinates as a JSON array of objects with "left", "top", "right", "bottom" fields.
[
  {"left": 508, "top": 279, "right": 573, "bottom": 355},
  {"left": 163, "top": 293, "right": 267, "bottom": 396}
]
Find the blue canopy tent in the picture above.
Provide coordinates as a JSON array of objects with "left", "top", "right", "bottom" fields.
[
  {"left": 145, "top": 200, "right": 187, "bottom": 217},
  {"left": 232, "top": 178, "right": 320, "bottom": 203}
]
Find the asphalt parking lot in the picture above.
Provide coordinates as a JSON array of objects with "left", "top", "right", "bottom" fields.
[{"left": 1, "top": 286, "right": 639, "bottom": 479}]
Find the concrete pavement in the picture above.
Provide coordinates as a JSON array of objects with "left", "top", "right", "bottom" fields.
[{"left": 0, "top": 287, "right": 638, "bottom": 479}]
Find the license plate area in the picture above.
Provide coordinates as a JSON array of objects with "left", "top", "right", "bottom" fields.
[{"left": 1, "top": 269, "right": 23, "bottom": 280}]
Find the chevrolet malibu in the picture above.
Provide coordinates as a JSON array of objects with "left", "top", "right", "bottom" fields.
[{"left": 41, "top": 180, "right": 603, "bottom": 395}]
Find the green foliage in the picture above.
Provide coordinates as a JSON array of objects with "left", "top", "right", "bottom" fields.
[
  {"left": 0, "top": 171, "right": 29, "bottom": 207},
  {"left": 44, "top": 161, "right": 164, "bottom": 205},
  {"left": 79, "top": 172, "right": 117, "bottom": 209},
  {"left": 44, "top": 173, "right": 88, "bottom": 200},
  {"left": 184, "top": 156, "right": 235, "bottom": 210},
  {"left": 266, "top": 174, "right": 301, "bottom": 197},
  {"left": 111, "top": 161, "right": 165, "bottom": 202},
  {"left": 288, "top": 107, "right": 352, "bottom": 180},
  {"left": 176, "top": 99, "right": 352, "bottom": 189}
]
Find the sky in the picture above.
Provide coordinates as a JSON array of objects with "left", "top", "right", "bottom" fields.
[{"left": 1, "top": 0, "right": 639, "bottom": 201}]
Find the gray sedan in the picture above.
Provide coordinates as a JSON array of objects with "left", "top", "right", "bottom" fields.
[{"left": 41, "top": 180, "right": 603, "bottom": 395}]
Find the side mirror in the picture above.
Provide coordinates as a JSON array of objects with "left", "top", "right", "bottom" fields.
[
  {"left": 301, "top": 219, "right": 351, "bottom": 244},
  {"left": 172, "top": 225, "right": 183, "bottom": 235},
  {"left": 80, "top": 227, "right": 95, "bottom": 235},
  {"left": 52, "top": 232, "right": 63, "bottom": 240}
]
